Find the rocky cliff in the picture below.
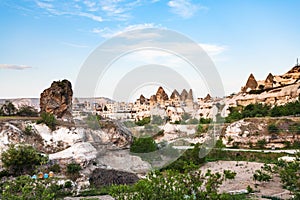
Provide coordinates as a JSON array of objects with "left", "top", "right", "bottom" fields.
[{"left": 40, "top": 80, "right": 73, "bottom": 119}]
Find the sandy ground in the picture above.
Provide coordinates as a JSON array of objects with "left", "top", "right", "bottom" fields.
[{"left": 200, "top": 161, "right": 291, "bottom": 199}]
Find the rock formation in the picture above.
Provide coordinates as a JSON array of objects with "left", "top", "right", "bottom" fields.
[
  {"left": 242, "top": 74, "right": 258, "bottom": 92},
  {"left": 204, "top": 94, "right": 212, "bottom": 102},
  {"left": 187, "top": 89, "right": 194, "bottom": 101},
  {"left": 40, "top": 80, "right": 73, "bottom": 119},
  {"left": 180, "top": 89, "right": 188, "bottom": 101},
  {"left": 170, "top": 89, "right": 180, "bottom": 99},
  {"left": 139, "top": 95, "right": 146, "bottom": 104},
  {"left": 156, "top": 86, "right": 169, "bottom": 102},
  {"left": 264, "top": 73, "right": 274, "bottom": 89}
]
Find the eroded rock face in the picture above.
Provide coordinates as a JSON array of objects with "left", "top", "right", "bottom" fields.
[
  {"left": 264, "top": 73, "right": 274, "bottom": 89},
  {"left": 40, "top": 80, "right": 73, "bottom": 119}
]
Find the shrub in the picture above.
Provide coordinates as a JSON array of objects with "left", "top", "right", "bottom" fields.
[
  {"left": 199, "top": 118, "right": 212, "bottom": 124},
  {"left": 130, "top": 137, "right": 157, "bottom": 153},
  {"left": 257, "top": 139, "right": 267, "bottom": 149},
  {"left": 268, "top": 124, "right": 279, "bottom": 134},
  {"left": 17, "top": 105, "right": 38, "bottom": 117},
  {"left": 37, "top": 112, "right": 57, "bottom": 131},
  {"left": 135, "top": 117, "right": 151, "bottom": 126},
  {"left": 85, "top": 114, "right": 101, "bottom": 130},
  {"left": 151, "top": 115, "right": 164, "bottom": 125},
  {"left": 1, "top": 144, "right": 48, "bottom": 176},
  {"left": 48, "top": 163, "right": 61, "bottom": 173},
  {"left": 0, "top": 101, "right": 17, "bottom": 116},
  {"left": 123, "top": 120, "right": 136, "bottom": 128},
  {"left": 24, "top": 124, "right": 33, "bottom": 135},
  {"left": 66, "top": 163, "right": 82, "bottom": 181}
]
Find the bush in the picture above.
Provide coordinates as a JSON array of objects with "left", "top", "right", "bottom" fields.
[
  {"left": 37, "top": 112, "right": 57, "bottom": 131},
  {"left": 151, "top": 115, "right": 164, "bottom": 125},
  {"left": 24, "top": 124, "right": 33, "bottom": 135},
  {"left": 85, "top": 114, "right": 101, "bottom": 130},
  {"left": 268, "top": 124, "right": 279, "bottom": 134},
  {"left": 135, "top": 117, "right": 151, "bottom": 126},
  {"left": 1, "top": 175, "right": 57, "bottom": 199},
  {"left": 66, "top": 163, "right": 82, "bottom": 181},
  {"left": 48, "top": 163, "right": 61, "bottom": 173},
  {"left": 0, "top": 101, "right": 17, "bottom": 116},
  {"left": 130, "top": 137, "right": 157, "bottom": 153},
  {"left": 17, "top": 105, "right": 38, "bottom": 117},
  {"left": 123, "top": 120, "right": 136, "bottom": 128},
  {"left": 199, "top": 118, "right": 212, "bottom": 124},
  {"left": 256, "top": 139, "right": 267, "bottom": 149},
  {"left": 1, "top": 144, "right": 48, "bottom": 176}
]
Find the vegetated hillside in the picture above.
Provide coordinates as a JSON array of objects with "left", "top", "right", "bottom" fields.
[{"left": 223, "top": 117, "right": 300, "bottom": 149}]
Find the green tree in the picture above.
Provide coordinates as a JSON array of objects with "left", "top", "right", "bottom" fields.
[
  {"left": 37, "top": 112, "right": 57, "bottom": 131},
  {"left": 0, "top": 101, "right": 17, "bottom": 116},
  {"left": 253, "top": 169, "right": 272, "bottom": 182},
  {"left": 66, "top": 162, "right": 82, "bottom": 181},
  {"left": 130, "top": 137, "right": 157, "bottom": 153},
  {"left": 268, "top": 124, "right": 279, "bottom": 134},
  {"left": 135, "top": 117, "right": 151, "bottom": 126},
  {"left": 17, "top": 105, "right": 38, "bottom": 117},
  {"left": 256, "top": 139, "right": 267, "bottom": 149},
  {"left": 1, "top": 144, "right": 48, "bottom": 176}
]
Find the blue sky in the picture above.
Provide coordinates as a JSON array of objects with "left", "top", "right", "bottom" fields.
[{"left": 0, "top": 0, "right": 299, "bottom": 99}]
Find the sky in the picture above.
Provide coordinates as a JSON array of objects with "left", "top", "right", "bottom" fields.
[{"left": 0, "top": 0, "right": 300, "bottom": 100}]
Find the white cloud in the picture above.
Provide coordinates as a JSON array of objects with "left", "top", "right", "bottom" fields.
[
  {"left": 92, "top": 23, "right": 161, "bottom": 38},
  {"left": 199, "top": 43, "right": 227, "bottom": 56},
  {"left": 167, "top": 0, "right": 205, "bottom": 18},
  {"left": 0, "top": 64, "right": 32, "bottom": 70}
]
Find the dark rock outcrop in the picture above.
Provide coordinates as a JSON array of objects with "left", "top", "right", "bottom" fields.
[
  {"left": 89, "top": 168, "right": 139, "bottom": 187},
  {"left": 40, "top": 80, "right": 73, "bottom": 119}
]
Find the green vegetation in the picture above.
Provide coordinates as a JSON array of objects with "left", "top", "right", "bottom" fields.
[
  {"left": 24, "top": 124, "right": 33, "bottom": 135},
  {"left": 130, "top": 137, "right": 157, "bottom": 153},
  {"left": 85, "top": 114, "right": 101, "bottom": 130},
  {"left": 123, "top": 120, "right": 136, "bottom": 128},
  {"left": 0, "top": 101, "right": 17, "bottom": 116},
  {"left": 109, "top": 169, "right": 249, "bottom": 200},
  {"left": 135, "top": 117, "right": 150, "bottom": 126},
  {"left": 151, "top": 115, "right": 164, "bottom": 125},
  {"left": 16, "top": 105, "right": 38, "bottom": 117},
  {"left": 37, "top": 112, "right": 57, "bottom": 131},
  {"left": 1, "top": 144, "right": 48, "bottom": 176},
  {"left": 256, "top": 139, "right": 267, "bottom": 149},
  {"left": 0, "top": 175, "right": 73, "bottom": 199},
  {"left": 225, "top": 99, "right": 300, "bottom": 123},
  {"left": 0, "top": 101, "right": 38, "bottom": 117},
  {"left": 200, "top": 117, "right": 212, "bottom": 124},
  {"left": 268, "top": 123, "right": 279, "bottom": 134},
  {"left": 66, "top": 163, "right": 82, "bottom": 181}
]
